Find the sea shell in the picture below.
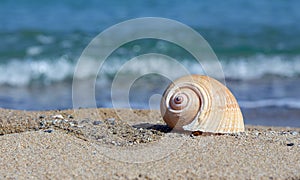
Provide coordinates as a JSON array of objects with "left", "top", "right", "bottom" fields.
[{"left": 160, "top": 75, "right": 244, "bottom": 134}]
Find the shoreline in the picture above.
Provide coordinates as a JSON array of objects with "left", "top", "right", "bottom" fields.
[{"left": 1, "top": 108, "right": 300, "bottom": 179}]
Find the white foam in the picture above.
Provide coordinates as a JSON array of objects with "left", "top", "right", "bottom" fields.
[
  {"left": 26, "top": 46, "right": 43, "bottom": 56},
  {"left": 221, "top": 55, "right": 300, "bottom": 80},
  {"left": 0, "top": 57, "right": 74, "bottom": 86},
  {"left": 36, "top": 35, "right": 55, "bottom": 44},
  {"left": 99, "top": 56, "right": 191, "bottom": 80},
  {"left": 239, "top": 98, "right": 300, "bottom": 109}
]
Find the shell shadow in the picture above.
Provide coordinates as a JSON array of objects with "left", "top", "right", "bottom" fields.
[{"left": 132, "top": 123, "right": 172, "bottom": 133}]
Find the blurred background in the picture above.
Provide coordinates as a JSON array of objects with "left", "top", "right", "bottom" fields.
[{"left": 0, "top": 0, "right": 300, "bottom": 127}]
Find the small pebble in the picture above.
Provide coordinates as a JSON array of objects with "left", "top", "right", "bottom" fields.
[
  {"left": 93, "top": 121, "right": 103, "bottom": 125},
  {"left": 39, "top": 115, "right": 45, "bottom": 119},
  {"left": 44, "top": 129, "right": 53, "bottom": 133},
  {"left": 236, "top": 132, "right": 243, "bottom": 136},
  {"left": 52, "top": 114, "right": 64, "bottom": 119},
  {"left": 52, "top": 119, "right": 57, "bottom": 125},
  {"left": 68, "top": 115, "right": 74, "bottom": 119},
  {"left": 79, "top": 119, "right": 90, "bottom": 124},
  {"left": 106, "top": 118, "right": 115, "bottom": 125},
  {"left": 291, "top": 131, "right": 298, "bottom": 136},
  {"left": 40, "top": 121, "right": 46, "bottom": 128},
  {"left": 269, "top": 131, "right": 275, "bottom": 135},
  {"left": 286, "top": 142, "right": 294, "bottom": 146}
]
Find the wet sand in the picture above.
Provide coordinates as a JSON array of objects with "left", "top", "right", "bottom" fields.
[{"left": 0, "top": 108, "right": 300, "bottom": 179}]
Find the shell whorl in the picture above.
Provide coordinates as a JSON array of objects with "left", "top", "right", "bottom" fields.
[
  {"left": 161, "top": 86, "right": 201, "bottom": 129},
  {"left": 160, "top": 75, "right": 245, "bottom": 133}
]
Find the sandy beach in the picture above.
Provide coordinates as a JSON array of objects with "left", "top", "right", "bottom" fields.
[{"left": 0, "top": 108, "right": 299, "bottom": 179}]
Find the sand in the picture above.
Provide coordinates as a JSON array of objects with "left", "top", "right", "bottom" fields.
[{"left": 0, "top": 108, "right": 300, "bottom": 179}]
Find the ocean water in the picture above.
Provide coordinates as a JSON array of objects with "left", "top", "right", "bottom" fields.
[{"left": 1, "top": 0, "right": 300, "bottom": 127}]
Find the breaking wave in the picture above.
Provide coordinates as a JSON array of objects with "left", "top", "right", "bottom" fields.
[{"left": 0, "top": 54, "right": 300, "bottom": 86}]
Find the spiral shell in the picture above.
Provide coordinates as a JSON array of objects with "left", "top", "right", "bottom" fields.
[{"left": 160, "top": 75, "right": 244, "bottom": 134}]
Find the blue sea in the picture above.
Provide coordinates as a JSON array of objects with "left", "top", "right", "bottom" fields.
[{"left": 1, "top": 0, "right": 300, "bottom": 127}]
